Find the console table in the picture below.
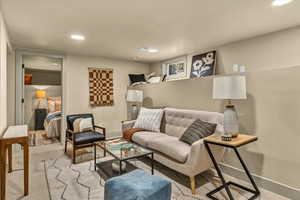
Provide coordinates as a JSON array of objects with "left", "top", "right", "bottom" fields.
[
  {"left": 204, "top": 134, "right": 260, "bottom": 200},
  {"left": 0, "top": 125, "right": 29, "bottom": 200}
]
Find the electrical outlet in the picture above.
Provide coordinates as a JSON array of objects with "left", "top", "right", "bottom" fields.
[{"left": 239, "top": 65, "right": 246, "bottom": 72}]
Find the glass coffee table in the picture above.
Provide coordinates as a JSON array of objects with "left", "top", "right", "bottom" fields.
[{"left": 94, "top": 137, "right": 154, "bottom": 175}]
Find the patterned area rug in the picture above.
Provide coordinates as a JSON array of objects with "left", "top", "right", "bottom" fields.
[
  {"left": 29, "top": 130, "right": 60, "bottom": 146},
  {"left": 43, "top": 148, "right": 258, "bottom": 200}
]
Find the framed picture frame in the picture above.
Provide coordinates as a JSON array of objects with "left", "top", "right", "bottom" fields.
[
  {"left": 162, "top": 56, "right": 187, "bottom": 81},
  {"left": 190, "top": 51, "right": 216, "bottom": 78}
]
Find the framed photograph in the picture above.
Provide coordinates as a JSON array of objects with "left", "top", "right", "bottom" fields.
[
  {"left": 162, "top": 56, "right": 187, "bottom": 81},
  {"left": 190, "top": 51, "right": 216, "bottom": 78}
]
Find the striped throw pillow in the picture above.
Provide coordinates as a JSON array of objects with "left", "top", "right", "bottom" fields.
[{"left": 180, "top": 119, "right": 217, "bottom": 145}]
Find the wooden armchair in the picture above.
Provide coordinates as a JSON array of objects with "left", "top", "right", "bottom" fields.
[{"left": 65, "top": 113, "right": 106, "bottom": 163}]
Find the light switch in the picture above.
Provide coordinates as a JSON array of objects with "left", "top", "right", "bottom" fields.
[{"left": 233, "top": 64, "right": 239, "bottom": 72}]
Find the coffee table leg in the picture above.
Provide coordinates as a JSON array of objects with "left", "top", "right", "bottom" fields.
[
  {"left": 119, "top": 161, "right": 122, "bottom": 175},
  {"left": 94, "top": 144, "right": 97, "bottom": 171},
  {"left": 151, "top": 153, "right": 154, "bottom": 175}
]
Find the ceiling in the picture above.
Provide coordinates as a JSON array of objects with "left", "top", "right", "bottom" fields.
[{"left": 1, "top": 0, "right": 300, "bottom": 63}]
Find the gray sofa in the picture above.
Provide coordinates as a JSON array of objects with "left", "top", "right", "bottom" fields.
[{"left": 122, "top": 107, "right": 225, "bottom": 194}]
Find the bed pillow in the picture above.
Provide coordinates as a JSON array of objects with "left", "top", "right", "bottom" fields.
[
  {"left": 133, "top": 107, "right": 164, "bottom": 132},
  {"left": 129, "top": 74, "right": 146, "bottom": 84},
  {"left": 179, "top": 119, "right": 217, "bottom": 145},
  {"left": 73, "top": 118, "right": 93, "bottom": 133},
  {"left": 47, "top": 99, "right": 56, "bottom": 113}
]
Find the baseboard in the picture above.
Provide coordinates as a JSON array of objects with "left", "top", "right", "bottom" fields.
[{"left": 220, "top": 163, "right": 300, "bottom": 200}]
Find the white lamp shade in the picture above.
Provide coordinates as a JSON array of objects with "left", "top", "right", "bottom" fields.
[
  {"left": 213, "top": 76, "right": 246, "bottom": 99},
  {"left": 126, "top": 90, "right": 143, "bottom": 102}
]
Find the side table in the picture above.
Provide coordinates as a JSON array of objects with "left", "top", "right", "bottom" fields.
[{"left": 204, "top": 134, "right": 260, "bottom": 200}]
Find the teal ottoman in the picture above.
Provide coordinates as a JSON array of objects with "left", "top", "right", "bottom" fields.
[{"left": 104, "top": 169, "right": 172, "bottom": 200}]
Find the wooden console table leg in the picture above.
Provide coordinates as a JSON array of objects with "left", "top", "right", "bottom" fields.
[
  {"left": 23, "top": 143, "right": 29, "bottom": 196},
  {"left": 8, "top": 145, "right": 12, "bottom": 173},
  {"left": 0, "top": 143, "right": 7, "bottom": 200}
]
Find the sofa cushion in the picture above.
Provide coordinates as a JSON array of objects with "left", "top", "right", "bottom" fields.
[
  {"left": 133, "top": 107, "right": 164, "bottom": 132},
  {"left": 179, "top": 119, "right": 216, "bottom": 145},
  {"left": 148, "top": 135, "right": 191, "bottom": 163},
  {"left": 162, "top": 108, "right": 224, "bottom": 138},
  {"left": 132, "top": 131, "right": 166, "bottom": 147},
  {"left": 74, "top": 131, "right": 105, "bottom": 145}
]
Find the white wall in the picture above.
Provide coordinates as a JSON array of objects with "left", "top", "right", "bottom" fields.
[
  {"left": 64, "top": 54, "right": 149, "bottom": 137},
  {"left": 0, "top": 11, "right": 11, "bottom": 135}
]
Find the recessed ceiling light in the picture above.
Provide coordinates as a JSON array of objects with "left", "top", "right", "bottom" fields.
[
  {"left": 272, "top": 0, "right": 293, "bottom": 6},
  {"left": 137, "top": 47, "right": 159, "bottom": 53},
  {"left": 70, "top": 34, "right": 85, "bottom": 41}
]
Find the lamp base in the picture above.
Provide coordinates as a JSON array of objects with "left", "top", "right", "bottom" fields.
[{"left": 224, "top": 104, "right": 239, "bottom": 138}]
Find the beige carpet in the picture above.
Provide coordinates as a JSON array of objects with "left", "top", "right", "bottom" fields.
[{"left": 44, "top": 148, "right": 288, "bottom": 200}]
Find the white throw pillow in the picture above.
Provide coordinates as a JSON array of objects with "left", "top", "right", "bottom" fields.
[{"left": 133, "top": 107, "right": 164, "bottom": 132}]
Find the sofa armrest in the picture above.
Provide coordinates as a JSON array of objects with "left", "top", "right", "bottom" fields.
[
  {"left": 186, "top": 136, "right": 225, "bottom": 173},
  {"left": 121, "top": 120, "right": 136, "bottom": 133}
]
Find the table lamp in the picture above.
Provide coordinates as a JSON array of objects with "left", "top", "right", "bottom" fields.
[
  {"left": 126, "top": 90, "right": 143, "bottom": 119},
  {"left": 213, "top": 76, "right": 246, "bottom": 139},
  {"left": 35, "top": 90, "right": 46, "bottom": 108}
]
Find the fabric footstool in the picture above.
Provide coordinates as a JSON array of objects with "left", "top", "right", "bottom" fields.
[{"left": 104, "top": 169, "right": 172, "bottom": 200}]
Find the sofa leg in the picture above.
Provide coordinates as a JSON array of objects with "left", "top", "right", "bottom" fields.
[{"left": 190, "top": 176, "right": 196, "bottom": 195}]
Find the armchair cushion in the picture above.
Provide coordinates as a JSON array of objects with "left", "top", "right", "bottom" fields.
[
  {"left": 74, "top": 131, "right": 105, "bottom": 145},
  {"left": 67, "top": 113, "right": 95, "bottom": 131}
]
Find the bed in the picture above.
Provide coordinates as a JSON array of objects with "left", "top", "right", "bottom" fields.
[{"left": 44, "top": 111, "right": 62, "bottom": 138}]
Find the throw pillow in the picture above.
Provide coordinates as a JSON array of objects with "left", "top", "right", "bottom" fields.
[
  {"left": 133, "top": 107, "right": 164, "bottom": 132},
  {"left": 180, "top": 119, "right": 217, "bottom": 145},
  {"left": 123, "top": 128, "right": 145, "bottom": 141},
  {"left": 129, "top": 74, "right": 146, "bottom": 84},
  {"left": 73, "top": 118, "right": 93, "bottom": 132}
]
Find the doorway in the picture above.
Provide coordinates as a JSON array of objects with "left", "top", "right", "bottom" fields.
[{"left": 16, "top": 50, "right": 64, "bottom": 146}]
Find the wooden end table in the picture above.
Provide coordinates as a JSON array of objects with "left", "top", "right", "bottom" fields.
[{"left": 204, "top": 134, "right": 260, "bottom": 200}]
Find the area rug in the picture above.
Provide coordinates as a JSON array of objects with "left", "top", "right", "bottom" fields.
[
  {"left": 29, "top": 130, "right": 59, "bottom": 146},
  {"left": 44, "top": 148, "right": 254, "bottom": 200}
]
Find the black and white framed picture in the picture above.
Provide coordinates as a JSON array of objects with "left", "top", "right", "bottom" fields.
[
  {"left": 162, "top": 56, "right": 187, "bottom": 81},
  {"left": 190, "top": 51, "right": 216, "bottom": 78}
]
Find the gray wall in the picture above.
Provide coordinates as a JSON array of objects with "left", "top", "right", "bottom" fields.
[{"left": 140, "top": 26, "right": 300, "bottom": 190}]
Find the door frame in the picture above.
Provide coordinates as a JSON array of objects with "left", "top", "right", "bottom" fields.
[{"left": 15, "top": 49, "right": 65, "bottom": 140}]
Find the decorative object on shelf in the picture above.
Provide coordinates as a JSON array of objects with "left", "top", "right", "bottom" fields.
[
  {"left": 88, "top": 68, "right": 114, "bottom": 106},
  {"left": 128, "top": 74, "right": 147, "bottom": 86},
  {"left": 126, "top": 90, "right": 143, "bottom": 120},
  {"left": 24, "top": 74, "right": 32, "bottom": 85},
  {"left": 213, "top": 75, "right": 247, "bottom": 139},
  {"left": 162, "top": 56, "right": 187, "bottom": 81},
  {"left": 35, "top": 90, "right": 46, "bottom": 108},
  {"left": 190, "top": 51, "right": 216, "bottom": 78}
]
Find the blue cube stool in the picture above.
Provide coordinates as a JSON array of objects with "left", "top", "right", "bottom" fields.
[{"left": 104, "top": 169, "right": 172, "bottom": 200}]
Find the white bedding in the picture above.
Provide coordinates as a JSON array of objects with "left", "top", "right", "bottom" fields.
[{"left": 44, "top": 117, "right": 61, "bottom": 138}]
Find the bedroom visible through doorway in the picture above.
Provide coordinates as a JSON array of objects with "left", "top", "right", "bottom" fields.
[{"left": 23, "top": 55, "right": 63, "bottom": 146}]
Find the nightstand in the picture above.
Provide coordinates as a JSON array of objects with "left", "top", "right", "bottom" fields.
[
  {"left": 35, "top": 108, "right": 47, "bottom": 130},
  {"left": 204, "top": 134, "right": 260, "bottom": 200}
]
